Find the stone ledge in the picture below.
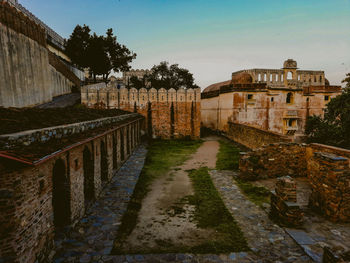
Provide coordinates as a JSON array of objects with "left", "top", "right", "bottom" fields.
[
  {"left": 314, "top": 152, "right": 348, "bottom": 162},
  {"left": 0, "top": 113, "right": 140, "bottom": 149}
]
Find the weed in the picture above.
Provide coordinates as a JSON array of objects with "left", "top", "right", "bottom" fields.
[{"left": 216, "top": 140, "right": 240, "bottom": 170}]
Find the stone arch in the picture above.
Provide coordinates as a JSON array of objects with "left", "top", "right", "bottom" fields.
[
  {"left": 126, "top": 126, "right": 130, "bottom": 155},
  {"left": 113, "top": 133, "right": 117, "bottom": 169},
  {"left": 263, "top": 73, "right": 267, "bottom": 81},
  {"left": 100, "top": 139, "right": 108, "bottom": 183},
  {"left": 286, "top": 92, "right": 293, "bottom": 104},
  {"left": 258, "top": 73, "right": 261, "bottom": 81},
  {"left": 120, "top": 128, "right": 125, "bottom": 161},
  {"left": 83, "top": 146, "right": 94, "bottom": 207},
  {"left": 287, "top": 72, "right": 293, "bottom": 80},
  {"left": 52, "top": 158, "right": 71, "bottom": 228}
]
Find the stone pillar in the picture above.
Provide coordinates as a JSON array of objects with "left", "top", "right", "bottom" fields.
[{"left": 270, "top": 176, "right": 304, "bottom": 226}]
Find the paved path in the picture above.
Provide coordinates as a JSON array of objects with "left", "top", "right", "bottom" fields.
[
  {"left": 53, "top": 145, "right": 148, "bottom": 263},
  {"left": 37, "top": 93, "right": 80, "bottom": 108},
  {"left": 210, "top": 170, "right": 312, "bottom": 263}
]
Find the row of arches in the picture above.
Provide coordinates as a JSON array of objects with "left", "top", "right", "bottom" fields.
[{"left": 51, "top": 121, "right": 141, "bottom": 229}]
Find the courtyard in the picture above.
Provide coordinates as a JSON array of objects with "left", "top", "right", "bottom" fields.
[{"left": 51, "top": 135, "right": 350, "bottom": 263}]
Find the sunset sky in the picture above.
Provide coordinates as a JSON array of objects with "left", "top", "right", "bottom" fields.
[{"left": 22, "top": 0, "right": 350, "bottom": 88}]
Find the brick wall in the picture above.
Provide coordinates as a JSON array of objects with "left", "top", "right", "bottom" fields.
[
  {"left": 227, "top": 121, "right": 292, "bottom": 149},
  {"left": 0, "top": 116, "right": 143, "bottom": 263},
  {"left": 239, "top": 143, "right": 307, "bottom": 180},
  {"left": 239, "top": 142, "right": 350, "bottom": 222},
  {"left": 81, "top": 85, "right": 201, "bottom": 139}
]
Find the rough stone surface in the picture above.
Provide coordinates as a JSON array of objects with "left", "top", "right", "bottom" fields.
[{"left": 210, "top": 170, "right": 311, "bottom": 262}]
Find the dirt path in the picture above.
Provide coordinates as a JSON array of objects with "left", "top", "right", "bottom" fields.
[{"left": 124, "top": 137, "right": 220, "bottom": 252}]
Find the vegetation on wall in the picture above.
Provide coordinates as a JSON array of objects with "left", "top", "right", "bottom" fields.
[
  {"left": 305, "top": 76, "right": 350, "bottom": 149},
  {"left": 65, "top": 25, "right": 136, "bottom": 81}
]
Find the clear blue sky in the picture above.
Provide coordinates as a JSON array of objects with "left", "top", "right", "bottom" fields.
[{"left": 21, "top": 0, "right": 350, "bottom": 88}]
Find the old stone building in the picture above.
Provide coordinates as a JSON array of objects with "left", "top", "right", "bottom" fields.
[
  {"left": 0, "top": 112, "right": 143, "bottom": 263},
  {"left": 201, "top": 59, "right": 342, "bottom": 148},
  {"left": 81, "top": 77, "right": 201, "bottom": 139}
]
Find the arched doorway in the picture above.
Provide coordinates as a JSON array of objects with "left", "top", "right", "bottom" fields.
[
  {"left": 83, "top": 147, "right": 94, "bottom": 208},
  {"left": 100, "top": 140, "right": 108, "bottom": 183},
  {"left": 126, "top": 127, "right": 130, "bottom": 155},
  {"left": 52, "top": 159, "right": 71, "bottom": 228},
  {"left": 113, "top": 134, "right": 117, "bottom": 170},
  {"left": 120, "top": 129, "right": 125, "bottom": 161}
]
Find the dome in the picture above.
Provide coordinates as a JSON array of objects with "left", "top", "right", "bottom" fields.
[
  {"left": 202, "top": 80, "right": 231, "bottom": 93},
  {"left": 232, "top": 72, "right": 253, "bottom": 84},
  {"left": 283, "top": 59, "right": 297, "bottom": 69}
]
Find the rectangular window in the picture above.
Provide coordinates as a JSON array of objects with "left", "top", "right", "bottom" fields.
[
  {"left": 324, "top": 95, "right": 329, "bottom": 101},
  {"left": 247, "top": 94, "right": 253, "bottom": 100}
]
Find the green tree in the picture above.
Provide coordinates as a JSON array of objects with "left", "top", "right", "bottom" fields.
[
  {"left": 342, "top": 72, "right": 350, "bottom": 89},
  {"left": 146, "top": 61, "right": 198, "bottom": 90},
  {"left": 129, "top": 75, "right": 144, "bottom": 89},
  {"left": 305, "top": 88, "right": 350, "bottom": 148},
  {"left": 65, "top": 26, "right": 136, "bottom": 82},
  {"left": 65, "top": 24, "right": 91, "bottom": 68}
]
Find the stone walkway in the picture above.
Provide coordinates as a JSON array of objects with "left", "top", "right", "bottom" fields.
[
  {"left": 37, "top": 93, "right": 80, "bottom": 108},
  {"left": 53, "top": 145, "right": 148, "bottom": 263},
  {"left": 210, "top": 170, "right": 312, "bottom": 263}
]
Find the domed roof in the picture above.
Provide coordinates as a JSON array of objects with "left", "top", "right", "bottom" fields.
[
  {"left": 232, "top": 72, "right": 253, "bottom": 84},
  {"left": 202, "top": 80, "right": 231, "bottom": 93},
  {"left": 283, "top": 59, "right": 297, "bottom": 69}
]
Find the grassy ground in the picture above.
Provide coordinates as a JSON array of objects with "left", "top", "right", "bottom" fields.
[
  {"left": 112, "top": 139, "right": 202, "bottom": 254},
  {"left": 216, "top": 139, "right": 270, "bottom": 208},
  {"left": 216, "top": 140, "right": 241, "bottom": 170},
  {"left": 187, "top": 167, "right": 249, "bottom": 253}
]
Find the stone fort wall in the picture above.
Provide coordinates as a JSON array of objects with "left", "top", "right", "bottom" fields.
[
  {"left": 81, "top": 83, "right": 201, "bottom": 139},
  {"left": 0, "top": 2, "right": 78, "bottom": 108},
  {"left": 239, "top": 142, "right": 350, "bottom": 222},
  {"left": 0, "top": 115, "right": 143, "bottom": 263}
]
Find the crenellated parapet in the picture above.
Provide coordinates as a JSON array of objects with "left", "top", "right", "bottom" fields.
[{"left": 81, "top": 82, "right": 201, "bottom": 109}]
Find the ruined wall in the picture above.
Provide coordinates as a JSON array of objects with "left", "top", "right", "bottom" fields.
[
  {"left": 0, "top": 2, "right": 78, "bottom": 107},
  {"left": 81, "top": 84, "right": 201, "bottom": 139},
  {"left": 0, "top": 116, "right": 142, "bottom": 263},
  {"left": 239, "top": 142, "right": 350, "bottom": 222},
  {"left": 227, "top": 121, "right": 292, "bottom": 149},
  {"left": 239, "top": 143, "right": 307, "bottom": 180}
]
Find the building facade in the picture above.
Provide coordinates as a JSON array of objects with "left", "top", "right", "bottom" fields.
[{"left": 201, "top": 59, "right": 342, "bottom": 145}]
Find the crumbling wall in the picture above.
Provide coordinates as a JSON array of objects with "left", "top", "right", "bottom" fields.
[{"left": 239, "top": 143, "right": 307, "bottom": 180}]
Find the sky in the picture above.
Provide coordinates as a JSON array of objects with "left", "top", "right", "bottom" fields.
[{"left": 21, "top": 0, "right": 350, "bottom": 89}]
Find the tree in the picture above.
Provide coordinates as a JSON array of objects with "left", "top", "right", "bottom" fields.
[
  {"left": 342, "top": 73, "right": 350, "bottom": 89},
  {"left": 145, "top": 61, "right": 198, "bottom": 90},
  {"left": 129, "top": 76, "right": 144, "bottom": 89},
  {"left": 65, "top": 25, "right": 91, "bottom": 68},
  {"left": 65, "top": 25, "right": 136, "bottom": 82},
  {"left": 305, "top": 88, "right": 350, "bottom": 149}
]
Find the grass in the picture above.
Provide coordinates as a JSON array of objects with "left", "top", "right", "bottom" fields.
[
  {"left": 216, "top": 139, "right": 270, "bottom": 208},
  {"left": 216, "top": 140, "right": 241, "bottom": 170},
  {"left": 186, "top": 167, "right": 249, "bottom": 253},
  {"left": 112, "top": 139, "right": 202, "bottom": 254},
  {"left": 235, "top": 179, "right": 271, "bottom": 208}
]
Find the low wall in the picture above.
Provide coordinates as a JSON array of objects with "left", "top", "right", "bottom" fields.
[
  {"left": 239, "top": 143, "right": 308, "bottom": 180},
  {"left": 0, "top": 113, "right": 139, "bottom": 149},
  {"left": 227, "top": 122, "right": 291, "bottom": 149},
  {"left": 239, "top": 142, "right": 350, "bottom": 222},
  {"left": 0, "top": 115, "right": 143, "bottom": 263}
]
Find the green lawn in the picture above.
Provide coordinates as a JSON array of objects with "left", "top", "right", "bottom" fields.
[
  {"left": 216, "top": 139, "right": 270, "bottom": 208},
  {"left": 216, "top": 140, "right": 241, "bottom": 170},
  {"left": 187, "top": 167, "right": 249, "bottom": 253},
  {"left": 112, "top": 139, "right": 202, "bottom": 254}
]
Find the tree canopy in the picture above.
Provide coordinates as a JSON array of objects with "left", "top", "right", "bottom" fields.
[
  {"left": 65, "top": 25, "right": 136, "bottom": 81},
  {"left": 142, "top": 61, "right": 199, "bottom": 90},
  {"left": 305, "top": 76, "right": 350, "bottom": 149}
]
